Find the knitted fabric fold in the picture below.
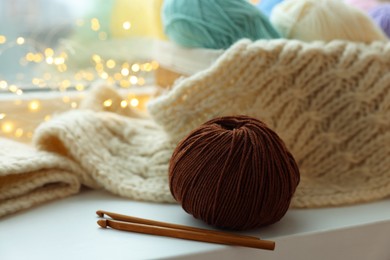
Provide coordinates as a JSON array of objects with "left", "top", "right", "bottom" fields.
[
  {"left": 0, "top": 84, "right": 175, "bottom": 218},
  {"left": 0, "top": 138, "right": 85, "bottom": 217},
  {"left": 33, "top": 110, "right": 176, "bottom": 203},
  {"left": 148, "top": 39, "right": 390, "bottom": 208}
]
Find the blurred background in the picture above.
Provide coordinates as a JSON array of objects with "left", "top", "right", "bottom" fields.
[
  {"left": 0, "top": 0, "right": 91, "bottom": 88},
  {"left": 0, "top": 0, "right": 163, "bottom": 93},
  {"left": 0, "top": 0, "right": 165, "bottom": 142}
]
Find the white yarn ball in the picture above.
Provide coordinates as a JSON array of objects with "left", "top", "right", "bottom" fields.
[{"left": 270, "top": 0, "right": 388, "bottom": 42}]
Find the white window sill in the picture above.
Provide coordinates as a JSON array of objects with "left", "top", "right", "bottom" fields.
[{"left": 1, "top": 189, "right": 390, "bottom": 259}]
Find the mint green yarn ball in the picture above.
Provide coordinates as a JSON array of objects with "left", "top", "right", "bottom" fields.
[{"left": 162, "top": 0, "right": 280, "bottom": 49}]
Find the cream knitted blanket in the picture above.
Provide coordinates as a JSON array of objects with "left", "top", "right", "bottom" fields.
[{"left": 1, "top": 39, "right": 389, "bottom": 218}]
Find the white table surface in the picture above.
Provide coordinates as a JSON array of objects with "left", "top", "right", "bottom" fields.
[{"left": 1, "top": 189, "right": 390, "bottom": 260}]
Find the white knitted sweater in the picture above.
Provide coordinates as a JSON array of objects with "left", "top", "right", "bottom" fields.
[{"left": 1, "top": 39, "right": 389, "bottom": 218}]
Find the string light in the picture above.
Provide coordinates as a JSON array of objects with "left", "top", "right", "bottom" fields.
[
  {"left": 44, "top": 48, "right": 54, "bottom": 57},
  {"left": 8, "top": 84, "right": 23, "bottom": 95},
  {"left": 131, "top": 63, "right": 140, "bottom": 72},
  {"left": 129, "top": 76, "right": 138, "bottom": 85},
  {"left": 0, "top": 18, "right": 161, "bottom": 141},
  {"left": 90, "top": 18, "right": 100, "bottom": 31},
  {"left": 1, "top": 121, "right": 14, "bottom": 134},
  {"left": 0, "top": 95, "right": 151, "bottom": 140},
  {"left": 92, "top": 54, "right": 102, "bottom": 63},
  {"left": 106, "top": 59, "right": 116, "bottom": 69},
  {"left": 100, "top": 72, "right": 109, "bottom": 79},
  {"left": 34, "top": 53, "right": 43, "bottom": 63},
  {"left": 54, "top": 57, "right": 65, "bottom": 65},
  {"left": 95, "top": 63, "right": 104, "bottom": 72},
  {"left": 0, "top": 22, "right": 161, "bottom": 97},
  {"left": 0, "top": 80, "right": 7, "bottom": 89},
  {"left": 59, "top": 80, "right": 71, "bottom": 91},
  {"left": 14, "top": 128, "right": 24, "bottom": 138},
  {"left": 6, "top": 41, "right": 160, "bottom": 94},
  {"left": 103, "top": 99, "right": 113, "bottom": 107},
  {"left": 122, "top": 21, "right": 131, "bottom": 30},
  {"left": 16, "top": 37, "right": 25, "bottom": 45},
  {"left": 57, "top": 64, "right": 67, "bottom": 72},
  {"left": 75, "top": 84, "right": 85, "bottom": 91},
  {"left": 8, "top": 85, "right": 17, "bottom": 92},
  {"left": 26, "top": 52, "right": 34, "bottom": 61},
  {"left": 45, "top": 56, "right": 54, "bottom": 64},
  {"left": 151, "top": 60, "right": 159, "bottom": 70},
  {"left": 28, "top": 100, "right": 41, "bottom": 111},
  {"left": 32, "top": 78, "right": 40, "bottom": 85},
  {"left": 0, "top": 35, "right": 6, "bottom": 44},
  {"left": 130, "top": 98, "right": 139, "bottom": 107},
  {"left": 120, "top": 100, "right": 128, "bottom": 108},
  {"left": 121, "top": 68, "right": 129, "bottom": 76}
]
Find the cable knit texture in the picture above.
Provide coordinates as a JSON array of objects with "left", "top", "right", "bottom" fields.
[{"left": 149, "top": 39, "right": 390, "bottom": 208}]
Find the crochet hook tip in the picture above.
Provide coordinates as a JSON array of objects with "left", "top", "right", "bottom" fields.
[
  {"left": 97, "top": 219, "right": 108, "bottom": 228},
  {"left": 96, "top": 210, "right": 104, "bottom": 217}
]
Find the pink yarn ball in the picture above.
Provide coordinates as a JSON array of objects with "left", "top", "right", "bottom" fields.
[{"left": 344, "top": 0, "right": 380, "bottom": 12}]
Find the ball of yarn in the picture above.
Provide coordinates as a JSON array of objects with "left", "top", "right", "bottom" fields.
[
  {"left": 270, "top": 0, "right": 388, "bottom": 42},
  {"left": 369, "top": 4, "right": 390, "bottom": 38},
  {"left": 256, "top": 0, "right": 284, "bottom": 17},
  {"left": 162, "top": 0, "right": 280, "bottom": 49},
  {"left": 169, "top": 115, "right": 300, "bottom": 230}
]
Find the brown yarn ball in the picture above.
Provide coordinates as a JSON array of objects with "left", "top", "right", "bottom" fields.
[{"left": 169, "top": 115, "right": 300, "bottom": 230}]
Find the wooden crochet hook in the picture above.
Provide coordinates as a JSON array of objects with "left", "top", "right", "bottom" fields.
[
  {"left": 96, "top": 210, "right": 275, "bottom": 251},
  {"left": 96, "top": 210, "right": 260, "bottom": 240}
]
